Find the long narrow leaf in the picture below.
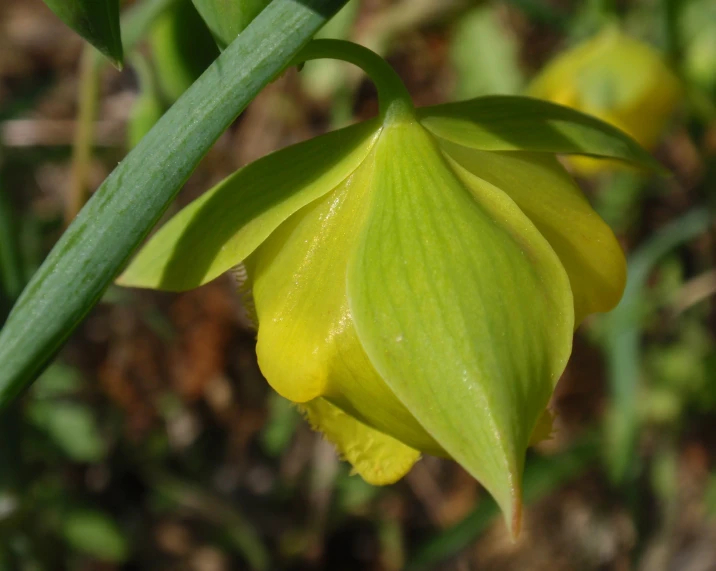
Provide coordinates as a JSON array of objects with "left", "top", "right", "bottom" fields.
[
  {"left": 603, "top": 208, "right": 712, "bottom": 483},
  {"left": 0, "top": 0, "right": 348, "bottom": 407}
]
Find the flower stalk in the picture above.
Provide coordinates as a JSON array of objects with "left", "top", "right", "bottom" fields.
[{"left": 294, "top": 39, "right": 414, "bottom": 123}]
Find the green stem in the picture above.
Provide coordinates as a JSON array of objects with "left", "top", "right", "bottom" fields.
[
  {"left": 66, "top": 45, "right": 99, "bottom": 225},
  {"left": 0, "top": 182, "right": 23, "bottom": 305},
  {"left": 294, "top": 39, "right": 414, "bottom": 122},
  {"left": 65, "top": 0, "right": 180, "bottom": 225}
]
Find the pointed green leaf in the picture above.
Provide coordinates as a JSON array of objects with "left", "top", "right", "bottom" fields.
[
  {"left": 347, "top": 122, "right": 574, "bottom": 533},
  {"left": 118, "top": 119, "right": 380, "bottom": 291},
  {"left": 192, "top": 0, "right": 271, "bottom": 49},
  {"left": 418, "top": 95, "right": 664, "bottom": 172},
  {"left": 42, "top": 0, "right": 123, "bottom": 67}
]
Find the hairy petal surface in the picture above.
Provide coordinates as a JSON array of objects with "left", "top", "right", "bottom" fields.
[
  {"left": 348, "top": 121, "right": 574, "bottom": 533},
  {"left": 251, "top": 152, "right": 442, "bottom": 454},
  {"left": 418, "top": 96, "right": 662, "bottom": 171},
  {"left": 118, "top": 119, "right": 380, "bottom": 291},
  {"left": 441, "top": 142, "right": 626, "bottom": 324},
  {"left": 300, "top": 398, "right": 420, "bottom": 485}
]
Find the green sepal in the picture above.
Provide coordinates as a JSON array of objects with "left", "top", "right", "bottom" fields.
[
  {"left": 347, "top": 121, "right": 574, "bottom": 534},
  {"left": 42, "top": 0, "right": 123, "bottom": 68},
  {"left": 439, "top": 142, "right": 626, "bottom": 324},
  {"left": 191, "top": 0, "right": 271, "bottom": 49},
  {"left": 118, "top": 119, "right": 381, "bottom": 291},
  {"left": 418, "top": 95, "right": 665, "bottom": 173}
]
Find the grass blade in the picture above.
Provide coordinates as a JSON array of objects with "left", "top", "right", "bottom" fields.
[
  {"left": 0, "top": 0, "right": 348, "bottom": 407},
  {"left": 603, "top": 208, "right": 712, "bottom": 483}
]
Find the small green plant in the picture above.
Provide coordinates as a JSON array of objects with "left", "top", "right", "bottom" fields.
[{"left": 4, "top": 2, "right": 712, "bottom": 566}]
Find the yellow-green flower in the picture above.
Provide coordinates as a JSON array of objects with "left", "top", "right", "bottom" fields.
[
  {"left": 118, "top": 40, "right": 657, "bottom": 535},
  {"left": 528, "top": 27, "right": 680, "bottom": 173}
]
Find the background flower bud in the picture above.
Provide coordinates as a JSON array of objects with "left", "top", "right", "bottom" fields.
[{"left": 528, "top": 27, "right": 681, "bottom": 174}]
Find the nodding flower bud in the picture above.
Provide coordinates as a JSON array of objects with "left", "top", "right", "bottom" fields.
[{"left": 118, "top": 39, "right": 661, "bottom": 538}]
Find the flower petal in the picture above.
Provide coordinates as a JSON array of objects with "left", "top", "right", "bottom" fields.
[
  {"left": 250, "top": 151, "right": 442, "bottom": 454},
  {"left": 440, "top": 142, "right": 626, "bottom": 324},
  {"left": 347, "top": 121, "right": 574, "bottom": 534},
  {"left": 417, "top": 95, "right": 663, "bottom": 172},
  {"left": 117, "top": 119, "right": 380, "bottom": 291},
  {"left": 300, "top": 398, "right": 421, "bottom": 485}
]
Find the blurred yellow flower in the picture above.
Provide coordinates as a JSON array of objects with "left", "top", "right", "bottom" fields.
[{"left": 528, "top": 27, "right": 681, "bottom": 174}]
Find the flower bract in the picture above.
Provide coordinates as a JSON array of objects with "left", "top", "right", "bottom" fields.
[{"left": 118, "top": 40, "right": 660, "bottom": 536}]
